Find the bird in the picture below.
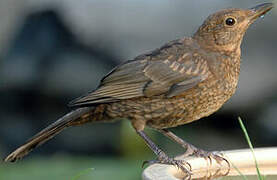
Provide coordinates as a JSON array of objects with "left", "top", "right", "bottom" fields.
[{"left": 4, "top": 2, "right": 273, "bottom": 174}]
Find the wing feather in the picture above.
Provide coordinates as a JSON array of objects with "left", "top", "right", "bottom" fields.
[{"left": 69, "top": 39, "right": 210, "bottom": 107}]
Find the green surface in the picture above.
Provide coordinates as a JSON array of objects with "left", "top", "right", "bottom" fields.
[{"left": 0, "top": 156, "right": 141, "bottom": 180}]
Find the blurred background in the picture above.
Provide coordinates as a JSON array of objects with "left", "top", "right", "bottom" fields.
[{"left": 0, "top": 0, "right": 276, "bottom": 179}]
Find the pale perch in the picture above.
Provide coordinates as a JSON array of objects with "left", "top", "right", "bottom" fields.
[{"left": 142, "top": 147, "right": 277, "bottom": 180}]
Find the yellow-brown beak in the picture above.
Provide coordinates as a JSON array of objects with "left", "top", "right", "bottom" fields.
[{"left": 249, "top": 3, "right": 274, "bottom": 21}]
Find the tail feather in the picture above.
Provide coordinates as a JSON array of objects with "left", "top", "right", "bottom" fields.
[{"left": 4, "top": 107, "right": 94, "bottom": 162}]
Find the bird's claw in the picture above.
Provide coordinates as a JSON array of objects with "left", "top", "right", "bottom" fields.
[
  {"left": 194, "top": 149, "right": 225, "bottom": 164},
  {"left": 193, "top": 149, "right": 230, "bottom": 176}
]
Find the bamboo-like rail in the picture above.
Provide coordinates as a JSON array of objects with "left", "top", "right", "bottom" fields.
[{"left": 142, "top": 147, "right": 277, "bottom": 180}]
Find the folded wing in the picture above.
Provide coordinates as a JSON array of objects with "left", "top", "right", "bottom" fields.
[{"left": 69, "top": 40, "right": 210, "bottom": 107}]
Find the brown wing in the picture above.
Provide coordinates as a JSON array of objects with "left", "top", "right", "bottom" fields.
[{"left": 69, "top": 39, "right": 210, "bottom": 107}]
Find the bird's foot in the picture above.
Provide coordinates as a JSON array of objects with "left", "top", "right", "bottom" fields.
[
  {"left": 143, "top": 151, "right": 192, "bottom": 177},
  {"left": 193, "top": 149, "right": 224, "bottom": 164},
  {"left": 182, "top": 144, "right": 226, "bottom": 164},
  {"left": 192, "top": 148, "right": 230, "bottom": 176}
]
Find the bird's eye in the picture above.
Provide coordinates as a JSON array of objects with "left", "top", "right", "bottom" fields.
[{"left": 225, "top": 17, "right": 236, "bottom": 26}]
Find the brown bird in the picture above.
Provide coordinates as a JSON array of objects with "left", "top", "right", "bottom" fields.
[{"left": 4, "top": 2, "right": 273, "bottom": 174}]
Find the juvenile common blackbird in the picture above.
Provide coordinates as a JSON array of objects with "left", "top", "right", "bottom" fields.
[{"left": 4, "top": 2, "right": 273, "bottom": 174}]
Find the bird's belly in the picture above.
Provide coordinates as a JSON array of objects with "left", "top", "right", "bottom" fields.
[
  {"left": 146, "top": 82, "right": 237, "bottom": 129},
  {"left": 105, "top": 79, "right": 237, "bottom": 129}
]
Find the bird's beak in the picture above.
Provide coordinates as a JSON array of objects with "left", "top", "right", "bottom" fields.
[{"left": 249, "top": 3, "right": 274, "bottom": 21}]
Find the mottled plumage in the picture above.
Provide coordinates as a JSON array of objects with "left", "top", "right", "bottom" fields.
[{"left": 4, "top": 3, "right": 273, "bottom": 174}]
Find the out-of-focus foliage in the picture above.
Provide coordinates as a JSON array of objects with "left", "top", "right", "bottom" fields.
[{"left": 0, "top": 156, "right": 141, "bottom": 180}]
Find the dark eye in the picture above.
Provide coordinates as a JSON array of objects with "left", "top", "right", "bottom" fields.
[{"left": 225, "top": 18, "right": 236, "bottom": 26}]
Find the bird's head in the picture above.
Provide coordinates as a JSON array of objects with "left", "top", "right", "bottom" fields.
[{"left": 193, "top": 3, "right": 273, "bottom": 54}]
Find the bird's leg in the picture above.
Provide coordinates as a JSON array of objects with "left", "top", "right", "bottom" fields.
[
  {"left": 136, "top": 130, "right": 191, "bottom": 175},
  {"left": 159, "top": 129, "right": 230, "bottom": 171},
  {"left": 158, "top": 129, "right": 198, "bottom": 157}
]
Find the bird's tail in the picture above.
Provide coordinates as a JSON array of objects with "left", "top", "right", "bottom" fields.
[{"left": 4, "top": 107, "right": 95, "bottom": 162}]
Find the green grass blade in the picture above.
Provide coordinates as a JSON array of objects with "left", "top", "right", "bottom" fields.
[
  {"left": 230, "top": 160, "right": 248, "bottom": 180},
  {"left": 238, "top": 117, "right": 264, "bottom": 180},
  {"left": 71, "top": 168, "right": 94, "bottom": 180}
]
